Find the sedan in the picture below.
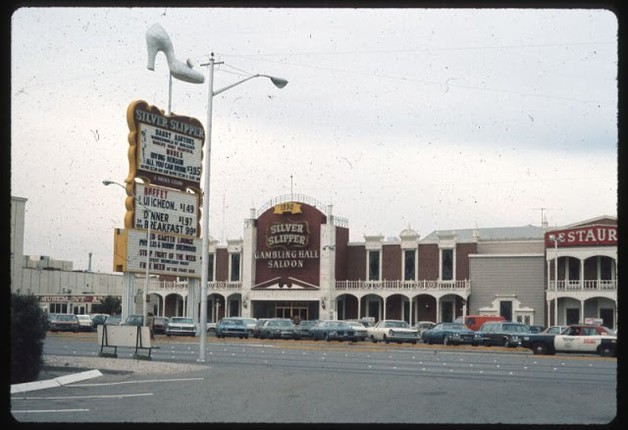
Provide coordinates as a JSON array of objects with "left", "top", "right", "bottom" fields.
[
  {"left": 166, "top": 317, "right": 197, "bottom": 337},
  {"left": 153, "top": 316, "right": 170, "bottom": 335},
  {"left": 367, "top": 320, "right": 419, "bottom": 344},
  {"left": 541, "top": 325, "right": 569, "bottom": 335},
  {"left": 104, "top": 315, "right": 122, "bottom": 326},
  {"left": 310, "top": 320, "right": 358, "bottom": 342},
  {"left": 49, "top": 314, "right": 80, "bottom": 332},
  {"left": 421, "top": 322, "right": 482, "bottom": 346},
  {"left": 215, "top": 317, "right": 252, "bottom": 339},
  {"left": 295, "top": 320, "right": 320, "bottom": 339},
  {"left": 258, "top": 319, "right": 298, "bottom": 339},
  {"left": 345, "top": 321, "right": 368, "bottom": 341},
  {"left": 89, "top": 313, "right": 109, "bottom": 330},
  {"left": 76, "top": 314, "right": 94, "bottom": 332}
]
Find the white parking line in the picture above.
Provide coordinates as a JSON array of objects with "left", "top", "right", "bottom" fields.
[
  {"left": 13, "top": 393, "right": 153, "bottom": 400},
  {"left": 10, "top": 370, "right": 103, "bottom": 394},
  {"left": 12, "top": 408, "right": 90, "bottom": 414},
  {"left": 70, "top": 377, "right": 204, "bottom": 387}
]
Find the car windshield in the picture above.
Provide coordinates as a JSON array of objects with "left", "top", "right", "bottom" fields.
[
  {"left": 442, "top": 323, "right": 466, "bottom": 330},
  {"left": 300, "top": 321, "right": 318, "bottom": 328},
  {"left": 223, "top": 319, "right": 243, "bottom": 325},
  {"left": 269, "top": 320, "right": 292, "bottom": 327},
  {"left": 503, "top": 324, "right": 527, "bottom": 332},
  {"left": 57, "top": 315, "right": 75, "bottom": 321},
  {"left": 385, "top": 321, "right": 409, "bottom": 328},
  {"left": 172, "top": 318, "right": 194, "bottom": 324}
]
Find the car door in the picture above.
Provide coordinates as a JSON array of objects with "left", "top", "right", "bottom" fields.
[{"left": 554, "top": 327, "right": 595, "bottom": 352}]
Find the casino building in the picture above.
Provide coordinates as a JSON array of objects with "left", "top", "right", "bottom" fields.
[
  {"left": 150, "top": 193, "right": 618, "bottom": 330},
  {"left": 10, "top": 193, "right": 618, "bottom": 330}
]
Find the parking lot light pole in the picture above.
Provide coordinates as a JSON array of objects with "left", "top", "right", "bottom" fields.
[
  {"left": 103, "top": 180, "right": 150, "bottom": 327},
  {"left": 549, "top": 234, "right": 564, "bottom": 326},
  {"left": 197, "top": 54, "right": 287, "bottom": 363}
]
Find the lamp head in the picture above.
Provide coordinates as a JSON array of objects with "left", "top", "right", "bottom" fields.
[
  {"left": 269, "top": 76, "right": 288, "bottom": 89},
  {"left": 102, "top": 180, "right": 114, "bottom": 186}
]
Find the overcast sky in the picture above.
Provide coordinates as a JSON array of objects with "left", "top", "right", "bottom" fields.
[{"left": 10, "top": 7, "right": 618, "bottom": 273}]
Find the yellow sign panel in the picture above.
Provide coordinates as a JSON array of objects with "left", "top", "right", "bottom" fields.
[
  {"left": 112, "top": 228, "right": 202, "bottom": 278},
  {"left": 273, "top": 202, "right": 302, "bottom": 214}
]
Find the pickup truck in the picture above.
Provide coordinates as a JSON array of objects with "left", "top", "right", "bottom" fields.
[{"left": 521, "top": 324, "right": 617, "bottom": 357}]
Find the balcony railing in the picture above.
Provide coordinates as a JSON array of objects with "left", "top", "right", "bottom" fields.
[
  {"left": 335, "top": 279, "right": 470, "bottom": 291},
  {"left": 548, "top": 279, "right": 617, "bottom": 291},
  {"left": 157, "top": 281, "right": 242, "bottom": 291}
]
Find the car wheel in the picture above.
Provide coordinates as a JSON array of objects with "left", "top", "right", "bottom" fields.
[
  {"left": 384, "top": 335, "right": 389, "bottom": 344},
  {"left": 532, "top": 342, "right": 547, "bottom": 355},
  {"left": 598, "top": 345, "right": 614, "bottom": 357},
  {"left": 412, "top": 340, "right": 417, "bottom": 345},
  {"left": 503, "top": 338, "right": 511, "bottom": 348},
  {"left": 370, "top": 336, "right": 377, "bottom": 343}
]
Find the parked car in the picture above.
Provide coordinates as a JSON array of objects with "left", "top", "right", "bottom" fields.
[
  {"left": 477, "top": 321, "right": 530, "bottom": 347},
  {"left": 310, "top": 320, "right": 358, "bottom": 342},
  {"left": 541, "top": 325, "right": 569, "bottom": 335},
  {"left": 215, "top": 317, "right": 253, "bottom": 339},
  {"left": 206, "top": 322, "right": 217, "bottom": 334},
  {"left": 46, "top": 313, "right": 58, "bottom": 330},
  {"left": 89, "top": 313, "right": 109, "bottom": 329},
  {"left": 253, "top": 318, "right": 271, "bottom": 338},
  {"left": 123, "top": 314, "right": 144, "bottom": 327},
  {"left": 528, "top": 325, "right": 545, "bottom": 333},
  {"left": 421, "top": 322, "right": 482, "bottom": 346},
  {"left": 104, "top": 315, "right": 122, "bottom": 326},
  {"left": 166, "top": 317, "right": 197, "bottom": 336},
  {"left": 49, "top": 314, "right": 80, "bottom": 332},
  {"left": 454, "top": 315, "right": 506, "bottom": 331},
  {"left": 345, "top": 321, "right": 368, "bottom": 341},
  {"left": 153, "top": 316, "right": 170, "bottom": 334},
  {"left": 258, "top": 318, "right": 298, "bottom": 339},
  {"left": 76, "top": 314, "right": 94, "bottom": 332},
  {"left": 414, "top": 321, "right": 436, "bottom": 337},
  {"left": 521, "top": 324, "right": 617, "bottom": 357},
  {"left": 367, "top": 320, "right": 419, "bottom": 344},
  {"left": 295, "top": 320, "right": 320, "bottom": 339}
]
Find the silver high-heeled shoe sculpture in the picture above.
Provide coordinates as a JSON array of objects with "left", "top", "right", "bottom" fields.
[{"left": 146, "top": 23, "right": 204, "bottom": 84}]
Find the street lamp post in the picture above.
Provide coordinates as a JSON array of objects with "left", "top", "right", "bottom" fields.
[
  {"left": 197, "top": 54, "right": 287, "bottom": 362},
  {"left": 103, "top": 180, "right": 150, "bottom": 327},
  {"left": 549, "top": 233, "right": 564, "bottom": 326}
]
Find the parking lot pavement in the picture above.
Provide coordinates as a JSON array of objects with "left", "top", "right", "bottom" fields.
[{"left": 11, "top": 354, "right": 208, "bottom": 394}]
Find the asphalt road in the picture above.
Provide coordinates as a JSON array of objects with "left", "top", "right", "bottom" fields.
[{"left": 10, "top": 332, "right": 619, "bottom": 424}]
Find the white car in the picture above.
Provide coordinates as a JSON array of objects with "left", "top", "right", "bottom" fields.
[
  {"left": 522, "top": 324, "right": 617, "bottom": 357},
  {"left": 76, "top": 314, "right": 94, "bottom": 332},
  {"left": 166, "top": 317, "right": 197, "bottom": 337},
  {"left": 367, "top": 319, "right": 419, "bottom": 344}
]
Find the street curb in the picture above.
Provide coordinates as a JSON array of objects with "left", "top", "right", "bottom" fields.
[{"left": 10, "top": 369, "right": 103, "bottom": 394}]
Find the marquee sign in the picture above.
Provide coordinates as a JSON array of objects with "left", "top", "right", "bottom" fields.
[
  {"left": 113, "top": 228, "right": 202, "bottom": 277},
  {"left": 130, "top": 183, "right": 199, "bottom": 237},
  {"left": 545, "top": 225, "right": 617, "bottom": 247},
  {"left": 127, "top": 100, "right": 204, "bottom": 191},
  {"left": 267, "top": 221, "right": 310, "bottom": 248}
]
